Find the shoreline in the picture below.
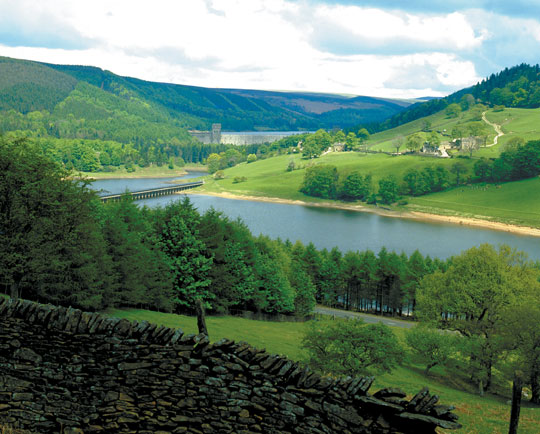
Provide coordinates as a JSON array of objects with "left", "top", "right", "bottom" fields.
[
  {"left": 76, "top": 167, "right": 207, "bottom": 180},
  {"left": 187, "top": 190, "right": 540, "bottom": 238}
]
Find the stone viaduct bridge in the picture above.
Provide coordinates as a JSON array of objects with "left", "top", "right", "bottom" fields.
[{"left": 99, "top": 180, "right": 203, "bottom": 203}]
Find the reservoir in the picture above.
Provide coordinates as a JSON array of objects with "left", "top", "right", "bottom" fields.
[{"left": 90, "top": 175, "right": 540, "bottom": 261}]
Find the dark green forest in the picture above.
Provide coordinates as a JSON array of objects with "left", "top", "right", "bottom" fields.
[
  {"left": 3, "top": 137, "right": 540, "bottom": 406},
  {"left": 2, "top": 136, "right": 451, "bottom": 318}
]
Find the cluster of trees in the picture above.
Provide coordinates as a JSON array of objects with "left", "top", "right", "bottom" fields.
[
  {"left": 402, "top": 163, "right": 466, "bottom": 196},
  {"left": 416, "top": 244, "right": 540, "bottom": 403},
  {"left": 303, "top": 244, "right": 540, "bottom": 408},
  {"left": 1, "top": 136, "right": 449, "bottom": 319},
  {"left": 300, "top": 161, "right": 474, "bottom": 204},
  {"left": 300, "top": 129, "right": 370, "bottom": 158},
  {"left": 0, "top": 138, "right": 316, "bottom": 316},
  {"left": 474, "top": 139, "right": 540, "bottom": 182},
  {"left": 206, "top": 149, "right": 251, "bottom": 174}
]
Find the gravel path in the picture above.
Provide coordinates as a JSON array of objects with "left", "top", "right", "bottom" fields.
[{"left": 313, "top": 306, "right": 415, "bottom": 329}]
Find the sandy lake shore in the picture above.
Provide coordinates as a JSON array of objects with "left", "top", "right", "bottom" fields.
[{"left": 187, "top": 190, "right": 540, "bottom": 238}]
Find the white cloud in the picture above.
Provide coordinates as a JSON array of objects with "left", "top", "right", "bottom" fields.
[
  {"left": 315, "top": 6, "right": 486, "bottom": 51},
  {"left": 1, "top": 0, "right": 538, "bottom": 98}
]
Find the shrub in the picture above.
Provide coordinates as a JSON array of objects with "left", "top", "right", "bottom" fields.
[{"left": 302, "top": 319, "right": 403, "bottom": 376}]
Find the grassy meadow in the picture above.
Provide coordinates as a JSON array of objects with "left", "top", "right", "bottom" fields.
[
  {"left": 486, "top": 107, "right": 540, "bottom": 146},
  {"left": 408, "top": 177, "right": 540, "bottom": 228},
  {"left": 199, "top": 152, "right": 470, "bottom": 202},
  {"left": 105, "top": 307, "right": 540, "bottom": 434}
]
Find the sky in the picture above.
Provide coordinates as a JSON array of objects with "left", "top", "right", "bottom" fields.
[{"left": 1, "top": 0, "right": 539, "bottom": 99}]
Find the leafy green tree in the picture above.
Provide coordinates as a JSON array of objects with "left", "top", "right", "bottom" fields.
[
  {"left": 460, "top": 94, "right": 476, "bottom": 110},
  {"left": 198, "top": 209, "right": 257, "bottom": 313},
  {"left": 290, "top": 261, "right": 316, "bottom": 317},
  {"left": 253, "top": 236, "right": 295, "bottom": 314},
  {"left": 206, "top": 153, "right": 222, "bottom": 174},
  {"left": 407, "top": 326, "right": 458, "bottom": 374},
  {"left": 100, "top": 196, "right": 172, "bottom": 310},
  {"left": 474, "top": 158, "right": 492, "bottom": 181},
  {"left": 416, "top": 244, "right": 540, "bottom": 392},
  {"left": 333, "top": 130, "right": 346, "bottom": 144},
  {"left": 451, "top": 160, "right": 468, "bottom": 185},
  {"left": 378, "top": 175, "right": 399, "bottom": 204},
  {"left": 302, "top": 129, "right": 332, "bottom": 158},
  {"left": 286, "top": 159, "right": 296, "bottom": 172},
  {"left": 223, "top": 148, "right": 243, "bottom": 168},
  {"left": 402, "top": 250, "right": 428, "bottom": 314},
  {"left": 451, "top": 125, "right": 465, "bottom": 140},
  {"left": 318, "top": 247, "right": 344, "bottom": 307},
  {"left": 345, "top": 132, "right": 358, "bottom": 150},
  {"left": 302, "top": 320, "right": 403, "bottom": 376},
  {"left": 445, "top": 103, "right": 462, "bottom": 118},
  {"left": 501, "top": 299, "right": 540, "bottom": 404},
  {"left": 357, "top": 128, "right": 370, "bottom": 142},
  {"left": 0, "top": 137, "right": 113, "bottom": 309},
  {"left": 402, "top": 169, "right": 420, "bottom": 196},
  {"left": 428, "top": 132, "right": 440, "bottom": 149},
  {"left": 247, "top": 153, "right": 257, "bottom": 163},
  {"left": 300, "top": 164, "right": 339, "bottom": 199},
  {"left": 151, "top": 197, "right": 213, "bottom": 311},
  {"left": 406, "top": 133, "right": 423, "bottom": 152},
  {"left": 340, "top": 171, "right": 372, "bottom": 201},
  {"left": 433, "top": 166, "right": 450, "bottom": 191}
]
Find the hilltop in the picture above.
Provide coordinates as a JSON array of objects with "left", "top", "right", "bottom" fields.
[
  {"left": 0, "top": 56, "right": 409, "bottom": 131},
  {"left": 360, "top": 63, "right": 540, "bottom": 134}
]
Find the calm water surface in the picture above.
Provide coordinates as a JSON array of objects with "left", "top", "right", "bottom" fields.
[
  {"left": 92, "top": 172, "right": 205, "bottom": 196},
  {"left": 90, "top": 176, "right": 540, "bottom": 260}
]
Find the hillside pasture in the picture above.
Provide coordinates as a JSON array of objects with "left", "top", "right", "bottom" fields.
[
  {"left": 200, "top": 152, "right": 471, "bottom": 200},
  {"left": 407, "top": 177, "right": 540, "bottom": 228},
  {"left": 105, "top": 307, "right": 540, "bottom": 434}
]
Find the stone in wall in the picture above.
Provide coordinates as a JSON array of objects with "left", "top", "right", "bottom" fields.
[{"left": 0, "top": 298, "right": 461, "bottom": 433}]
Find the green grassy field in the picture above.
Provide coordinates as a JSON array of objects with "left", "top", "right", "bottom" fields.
[
  {"left": 199, "top": 152, "right": 470, "bottom": 202},
  {"left": 105, "top": 307, "right": 540, "bottom": 434},
  {"left": 486, "top": 107, "right": 540, "bottom": 146},
  {"left": 408, "top": 177, "right": 540, "bottom": 228},
  {"left": 366, "top": 109, "right": 497, "bottom": 153}
]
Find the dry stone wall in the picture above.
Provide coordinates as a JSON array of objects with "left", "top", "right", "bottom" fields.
[{"left": 0, "top": 298, "right": 462, "bottom": 433}]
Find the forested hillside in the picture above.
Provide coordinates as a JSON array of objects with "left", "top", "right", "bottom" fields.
[
  {"left": 44, "top": 61, "right": 408, "bottom": 130},
  {"left": 364, "top": 63, "right": 540, "bottom": 133},
  {"left": 0, "top": 56, "right": 411, "bottom": 171}
]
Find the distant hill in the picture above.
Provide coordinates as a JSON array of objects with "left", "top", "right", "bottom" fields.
[
  {"left": 35, "top": 59, "right": 408, "bottom": 131},
  {"left": 363, "top": 63, "right": 540, "bottom": 134},
  {"left": 0, "top": 55, "right": 409, "bottom": 171}
]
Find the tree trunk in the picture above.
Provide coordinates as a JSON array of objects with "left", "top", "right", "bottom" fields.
[
  {"left": 10, "top": 280, "right": 20, "bottom": 300},
  {"left": 484, "top": 359, "right": 493, "bottom": 392},
  {"left": 509, "top": 373, "right": 523, "bottom": 434},
  {"left": 196, "top": 299, "right": 208, "bottom": 337},
  {"left": 530, "top": 369, "right": 540, "bottom": 404},
  {"left": 425, "top": 363, "right": 436, "bottom": 376}
]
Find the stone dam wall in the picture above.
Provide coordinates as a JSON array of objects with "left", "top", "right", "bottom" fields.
[{"left": 0, "top": 298, "right": 461, "bottom": 433}]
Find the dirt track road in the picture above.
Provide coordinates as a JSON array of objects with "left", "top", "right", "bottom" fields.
[{"left": 313, "top": 306, "right": 415, "bottom": 329}]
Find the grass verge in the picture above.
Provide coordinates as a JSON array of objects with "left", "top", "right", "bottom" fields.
[{"left": 105, "top": 307, "right": 540, "bottom": 434}]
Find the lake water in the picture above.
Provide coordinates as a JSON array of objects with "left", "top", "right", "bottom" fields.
[
  {"left": 91, "top": 171, "right": 205, "bottom": 196},
  {"left": 90, "top": 175, "right": 540, "bottom": 260}
]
